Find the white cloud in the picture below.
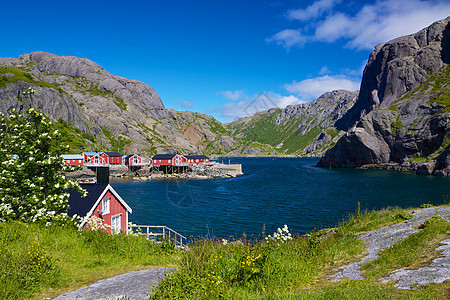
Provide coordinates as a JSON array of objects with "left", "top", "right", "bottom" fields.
[
  {"left": 179, "top": 99, "right": 195, "bottom": 109},
  {"left": 266, "top": 29, "right": 308, "bottom": 50},
  {"left": 218, "top": 90, "right": 246, "bottom": 101},
  {"left": 216, "top": 92, "right": 305, "bottom": 122},
  {"left": 316, "top": 0, "right": 450, "bottom": 50},
  {"left": 267, "top": 92, "right": 304, "bottom": 108},
  {"left": 270, "top": 0, "right": 450, "bottom": 50},
  {"left": 283, "top": 75, "right": 360, "bottom": 100},
  {"left": 287, "top": 0, "right": 340, "bottom": 21},
  {"left": 319, "top": 66, "right": 331, "bottom": 75}
]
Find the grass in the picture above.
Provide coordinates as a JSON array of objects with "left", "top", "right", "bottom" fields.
[
  {"left": 390, "top": 114, "right": 402, "bottom": 136},
  {"left": 362, "top": 215, "right": 450, "bottom": 279},
  {"left": 0, "top": 221, "right": 179, "bottom": 299},
  {"left": 53, "top": 118, "right": 88, "bottom": 151},
  {"left": 113, "top": 96, "right": 127, "bottom": 111},
  {"left": 389, "top": 64, "right": 450, "bottom": 112},
  {"left": 152, "top": 204, "right": 450, "bottom": 299},
  {"left": 232, "top": 112, "right": 324, "bottom": 154},
  {"left": 2, "top": 204, "right": 449, "bottom": 299},
  {"left": 0, "top": 66, "right": 64, "bottom": 92},
  {"left": 100, "top": 126, "right": 132, "bottom": 152}
]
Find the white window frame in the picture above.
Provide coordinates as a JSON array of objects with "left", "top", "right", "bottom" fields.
[
  {"left": 111, "top": 214, "right": 121, "bottom": 234},
  {"left": 102, "top": 198, "right": 110, "bottom": 215}
]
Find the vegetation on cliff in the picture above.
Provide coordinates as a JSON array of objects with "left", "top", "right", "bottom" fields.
[{"left": 226, "top": 90, "right": 358, "bottom": 156}]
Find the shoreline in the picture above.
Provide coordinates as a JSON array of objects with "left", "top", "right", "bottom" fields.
[{"left": 213, "top": 154, "right": 320, "bottom": 159}]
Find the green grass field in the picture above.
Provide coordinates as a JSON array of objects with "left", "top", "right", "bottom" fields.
[{"left": 1, "top": 204, "right": 448, "bottom": 299}]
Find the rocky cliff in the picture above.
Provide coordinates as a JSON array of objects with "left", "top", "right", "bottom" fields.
[
  {"left": 0, "top": 52, "right": 272, "bottom": 155},
  {"left": 318, "top": 17, "right": 450, "bottom": 176},
  {"left": 226, "top": 90, "right": 358, "bottom": 155}
]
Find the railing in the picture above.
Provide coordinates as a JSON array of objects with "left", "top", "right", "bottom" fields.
[{"left": 128, "top": 225, "right": 187, "bottom": 247}]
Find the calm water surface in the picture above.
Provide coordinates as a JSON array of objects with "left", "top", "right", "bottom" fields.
[{"left": 111, "top": 158, "right": 449, "bottom": 239}]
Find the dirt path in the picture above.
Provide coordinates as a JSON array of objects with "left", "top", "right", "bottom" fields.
[
  {"left": 54, "top": 267, "right": 173, "bottom": 300},
  {"left": 329, "top": 206, "right": 450, "bottom": 289}
]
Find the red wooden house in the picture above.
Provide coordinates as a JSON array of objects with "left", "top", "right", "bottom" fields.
[
  {"left": 185, "top": 154, "right": 210, "bottom": 165},
  {"left": 101, "top": 152, "right": 123, "bottom": 165},
  {"left": 68, "top": 183, "right": 132, "bottom": 234},
  {"left": 152, "top": 153, "right": 188, "bottom": 166},
  {"left": 124, "top": 154, "right": 143, "bottom": 166},
  {"left": 83, "top": 152, "right": 106, "bottom": 165},
  {"left": 62, "top": 154, "right": 84, "bottom": 166}
]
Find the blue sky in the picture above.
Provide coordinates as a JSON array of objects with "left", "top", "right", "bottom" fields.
[{"left": 3, "top": 1, "right": 450, "bottom": 123}]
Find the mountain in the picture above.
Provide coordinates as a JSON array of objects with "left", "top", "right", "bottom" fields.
[
  {"left": 0, "top": 52, "right": 274, "bottom": 155},
  {"left": 318, "top": 17, "right": 450, "bottom": 176},
  {"left": 226, "top": 90, "right": 358, "bottom": 156}
]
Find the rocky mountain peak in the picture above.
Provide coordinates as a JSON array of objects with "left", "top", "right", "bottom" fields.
[
  {"left": 319, "top": 17, "right": 450, "bottom": 176},
  {"left": 337, "top": 17, "right": 449, "bottom": 131}
]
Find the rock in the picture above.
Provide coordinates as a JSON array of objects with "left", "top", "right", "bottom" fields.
[
  {"left": 227, "top": 90, "right": 358, "bottom": 154},
  {"left": 303, "top": 131, "right": 332, "bottom": 154},
  {"left": 433, "top": 146, "right": 450, "bottom": 176},
  {"left": 0, "top": 52, "right": 226, "bottom": 154},
  {"left": 317, "top": 128, "right": 390, "bottom": 168},
  {"left": 336, "top": 17, "right": 450, "bottom": 130},
  {"left": 416, "top": 162, "right": 436, "bottom": 175},
  {"left": 319, "top": 17, "right": 450, "bottom": 170}
]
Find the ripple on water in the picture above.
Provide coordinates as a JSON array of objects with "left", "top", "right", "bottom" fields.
[{"left": 111, "top": 158, "right": 450, "bottom": 238}]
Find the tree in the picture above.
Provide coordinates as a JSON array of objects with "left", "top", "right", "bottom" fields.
[{"left": 0, "top": 91, "right": 85, "bottom": 224}]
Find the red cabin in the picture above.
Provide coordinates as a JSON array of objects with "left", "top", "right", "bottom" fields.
[
  {"left": 62, "top": 154, "right": 84, "bottom": 166},
  {"left": 68, "top": 183, "right": 132, "bottom": 234},
  {"left": 152, "top": 154, "right": 188, "bottom": 166},
  {"left": 101, "top": 152, "right": 123, "bottom": 165},
  {"left": 83, "top": 152, "right": 106, "bottom": 166},
  {"left": 124, "top": 154, "right": 143, "bottom": 166},
  {"left": 185, "top": 155, "right": 210, "bottom": 165}
]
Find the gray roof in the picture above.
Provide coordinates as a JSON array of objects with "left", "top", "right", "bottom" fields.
[
  {"left": 103, "top": 152, "right": 122, "bottom": 157},
  {"left": 152, "top": 153, "right": 177, "bottom": 160}
]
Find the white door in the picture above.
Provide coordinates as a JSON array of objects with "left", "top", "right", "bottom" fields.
[{"left": 111, "top": 215, "right": 121, "bottom": 234}]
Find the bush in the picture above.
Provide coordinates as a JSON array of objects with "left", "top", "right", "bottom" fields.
[{"left": 0, "top": 102, "right": 85, "bottom": 224}]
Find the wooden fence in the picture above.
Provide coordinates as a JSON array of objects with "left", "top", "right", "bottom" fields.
[{"left": 128, "top": 225, "right": 187, "bottom": 247}]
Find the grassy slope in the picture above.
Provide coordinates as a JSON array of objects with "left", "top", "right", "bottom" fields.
[
  {"left": 1, "top": 204, "right": 449, "bottom": 299},
  {"left": 152, "top": 204, "right": 450, "bottom": 299},
  {"left": 172, "top": 111, "right": 278, "bottom": 155},
  {"left": 228, "top": 110, "right": 326, "bottom": 155},
  {"left": 0, "top": 222, "right": 179, "bottom": 299},
  {"left": 388, "top": 65, "right": 450, "bottom": 163}
]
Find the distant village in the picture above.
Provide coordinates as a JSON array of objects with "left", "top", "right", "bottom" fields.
[
  {"left": 62, "top": 152, "right": 210, "bottom": 169},
  {"left": 63, "top": 152, "right": 243, "bottom": 181}
]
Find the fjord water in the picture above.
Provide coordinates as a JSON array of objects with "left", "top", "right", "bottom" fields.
[{"left": 111, "top": 158, "right": 449, "bottom": 239}]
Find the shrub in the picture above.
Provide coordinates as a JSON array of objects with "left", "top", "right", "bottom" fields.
[{"left": 0, "top": 100, "right": 85, "bottom": 224}]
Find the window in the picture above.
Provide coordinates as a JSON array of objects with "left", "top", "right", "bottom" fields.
[
  {"left": 102, "top": 198, "right": 110, "bottom": 215},
  {"left": 111, "top": 215, "right": 121, "bottom": 234},
  {"left": 168, "top": 160, "right": 171, "bottom": 163},
  {"left": 94, "top": 156, "right": 99, "bottom": 164},
  {"left": 134, "top": 156, "right": 138, "bottom": 164}
]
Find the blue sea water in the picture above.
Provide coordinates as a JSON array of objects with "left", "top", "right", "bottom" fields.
[{"left": 111, "top": 158, "right": 449, "bottom": 239}]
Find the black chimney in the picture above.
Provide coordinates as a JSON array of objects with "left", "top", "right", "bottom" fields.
[{"left": 88, "top": 166, "right": 110, "bottom": 184}]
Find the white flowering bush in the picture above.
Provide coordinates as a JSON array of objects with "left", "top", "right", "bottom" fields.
[
  {"left": 85, "top": 215, "right": 111, "bottom": 232},
  {"left": 127, "top": 222, "right": 143, "bottom": 235},
  {"left": 265, "top": 225, "right": 292, "bottom": 244},
  {"left": 0, "top": 104, "right": 85, "bottom": 224}
]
